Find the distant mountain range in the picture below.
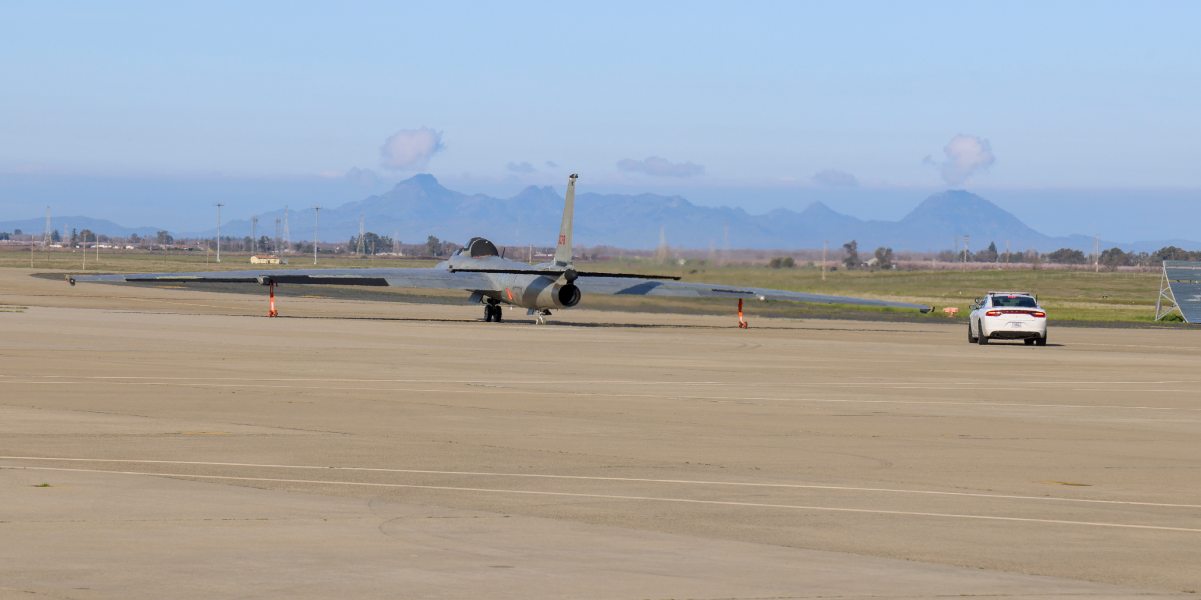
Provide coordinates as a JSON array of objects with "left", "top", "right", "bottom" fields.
[
  {"left": 0, "top": 215, "right": 162, "bottom": 239},
  {"left": 3, "top": 174, "right": 1196, "bottom": 253}
]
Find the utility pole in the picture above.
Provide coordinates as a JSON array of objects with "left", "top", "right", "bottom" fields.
[
  {"left": 274, "top": 217, "right": 282, "bottom": 254},
  {"left": 215, "top": 203, "right": 224, "bottom": 263},
  {"left": 312, "top": 206, "right": 321, "bottom": 265},
  {"left": 1093, "top": 235, "right": 1100, "bottom": 273},
  {"left": 821, "top": 240, "right": 828, "bottom": 281},
  {"left": 962, "top": 235, "right": 970, "bottom": 263}
]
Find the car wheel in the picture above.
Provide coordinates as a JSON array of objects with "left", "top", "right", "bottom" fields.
[
  {"left": 977, "top": 323, "right": 989, "bottom": 345},
  {"left": 967, "top": 322, "right": 978, "bottom": 343},
  {"left": 1035, "top": 335, "right": 1047, "bottom": 346},
  {"left": 1024, "top": 338, "right": 1035, "bottom": 345}
]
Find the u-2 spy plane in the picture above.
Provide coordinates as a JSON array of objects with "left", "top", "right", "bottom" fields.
[{"left": 68, "top": 174, "right": 930, "bottom": 325}]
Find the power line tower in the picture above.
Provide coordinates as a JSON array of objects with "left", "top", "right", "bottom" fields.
[
  {"left": 656, "top": 225, "right": 669, "bottom": 264},
  {"left": 251, "top": 215, "right": 258, "bottom": 254},
  {"left": 357, "top": 215, "right": 365, "bottom": 255},
  {"left": 283, "top": 206, "right": 292, "bottom": 253},
  {"left": 312, "top": 206, "right": 321, "bottom": 265},
  {"left": 274, "top": 217, "right": 282, "bottom": 254},
  {"left": 215, "top": 203, "right": 224, "bottom": 263},
  {"left": 42, "top": 206, "right": 52, "bottom": 248}
]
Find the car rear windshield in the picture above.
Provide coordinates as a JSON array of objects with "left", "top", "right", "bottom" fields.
[{"left": 991, "top": 295, "right": 1038, "bottom": 308}]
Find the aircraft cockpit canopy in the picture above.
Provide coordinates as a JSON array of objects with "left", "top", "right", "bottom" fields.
[{"left": 460, "top": 237, "right": 500, "bottom": 258}]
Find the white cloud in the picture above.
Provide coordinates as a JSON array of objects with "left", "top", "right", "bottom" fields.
[
  {"left": 616, "top": 156, "right": 705, "bottom": 178},
  {"left": 927, "top": 134, "right": 995, "bottom": 187},
  {"left": 506, "top": 161, "right": 536, "bottom": 173},
  {"left": 812, "top": 169, "right": 859, "bottom": 187},
  {"left": 379, "top": 127, "right": 444, "bottom": 170}
]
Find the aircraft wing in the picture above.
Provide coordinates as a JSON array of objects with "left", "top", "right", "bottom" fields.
[
  {"left": 68, "top": 268, "right": 498, "bottom": 292},
  {"left": 574, "top": 276, "right": 932, "bottom": 312}
]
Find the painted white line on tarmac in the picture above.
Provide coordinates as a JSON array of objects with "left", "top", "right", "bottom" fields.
[
  {"left": 3, "top": 456, "right": 1199, "bottom": 509},
  {"left": 5, "top": 373, "right": 1199, "bottom": 387},
  {"left": 3, "top": 379, "right": 1198, "bottom": 412},
  {"left": 5, "top": 465, "right": 1201, "bottom": 535}
]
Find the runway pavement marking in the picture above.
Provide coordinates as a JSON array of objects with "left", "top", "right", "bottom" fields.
[
  {"left": 4, "top": 456, "right": 1200, "bottom": 509},
  {"left": 6, "top": 374, "right": 1200, "bottom": 387},
  {"left": 5, "top": 379, "right": 1199, "bottom": 412},
  {"left": 6, "top": 465, "right": 1201, "bottom": 535}
]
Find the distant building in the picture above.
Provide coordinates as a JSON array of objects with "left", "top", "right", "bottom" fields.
[{"left": 250, "top": 255, "right": 282, "bottom": 265}]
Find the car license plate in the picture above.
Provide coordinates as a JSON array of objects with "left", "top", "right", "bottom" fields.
[{"left": 1008, "top": 322, "right": 1023, "bottom": 328}]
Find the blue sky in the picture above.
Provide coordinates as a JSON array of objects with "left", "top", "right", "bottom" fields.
[{"left": 2, "top": 1, "right": 1199, "bottom": 241}]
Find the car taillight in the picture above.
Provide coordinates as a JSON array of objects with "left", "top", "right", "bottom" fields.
[
  {"left": 1032, "top": 311, "right": 1046, "bottom": 318},
  {"left": 985, "top": 310, "right": 1002, "bottom": 317}
]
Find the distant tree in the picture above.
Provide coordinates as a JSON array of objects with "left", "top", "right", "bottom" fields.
[
  {"left": 13, "top": 228, "right": 22, "bottom": 236},
  {"left": 1044, "top": 248, "right": 1087, "bottom": 264},
  {"left": 155, "top": 230, "right": 174, "bottom": 246},
  {"left": 129, "top": 233, "right": 142, "bottom": 245},
  {"left": 974, "top": 241, "right": 998, "bottom": 263},
  {"left": 349, "top": 232, "right": 393, "bottom": 255},
  {"left": 873, "top": 247, "right": 895, "bottom": 270},
  {"left": 70, "top": 228, "right": 79, "bottom": 246},
  {"left": 1151, "top": 246, "right": 1201, "bottom": 262},
  {"left": 1099, "top": 247, "right": 1133, "bottom": 270},
  {"left": 426, "top": 235, "right": 442, "bottom": 257},
  {"left": 79, "top": 229, "right": 95, "bottom": 245},
  {"left": 768, "top": 256, "right": 795, "bottom": 269},
  {"left": 51, "top": 230, "right": 61, "bottom": 243},
  {"left": 0, "top": 231, "right": 10, "bottom": 241},
  {"left": 842, "top": 240, "right": 859, "bottom": 269}
]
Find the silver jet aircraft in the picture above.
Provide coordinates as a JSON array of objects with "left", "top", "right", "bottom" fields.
[{"left": 68, "top": 174, "right": 930, "bottom": 324}]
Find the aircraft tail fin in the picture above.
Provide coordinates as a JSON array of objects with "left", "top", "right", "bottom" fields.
[{"left": 553, "top": 173, "right": 577, "bottom": 265}]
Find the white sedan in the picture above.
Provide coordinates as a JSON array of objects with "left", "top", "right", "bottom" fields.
[{"left": 968, "top": 291, "right": 1048, "bottom": 346}]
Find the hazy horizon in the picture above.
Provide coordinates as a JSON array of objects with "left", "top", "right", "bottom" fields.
[{"left": 2, "top": 2, "right": 1199, "bottom": 244}]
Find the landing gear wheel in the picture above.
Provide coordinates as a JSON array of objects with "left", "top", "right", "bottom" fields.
[
  {"left": 976, "top": 323, "right": 989, "bottom": 345},
  {"left": 967, "top": 322, "right": 978, "bottom": 343},
  {"left": 492, "top": 305, "right": 503, "bottom": 323},
  {"left": 483, "top": 305, "right": 494, "bottom": 322}
]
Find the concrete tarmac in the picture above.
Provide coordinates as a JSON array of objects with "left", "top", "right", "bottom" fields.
[{"left": 2, "top": 268, "right": 1199, "bottom": 598}]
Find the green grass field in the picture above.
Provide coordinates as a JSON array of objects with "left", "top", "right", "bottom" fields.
[{"left": 0, "top": 248, "right": 1175, "bottom": 325}]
